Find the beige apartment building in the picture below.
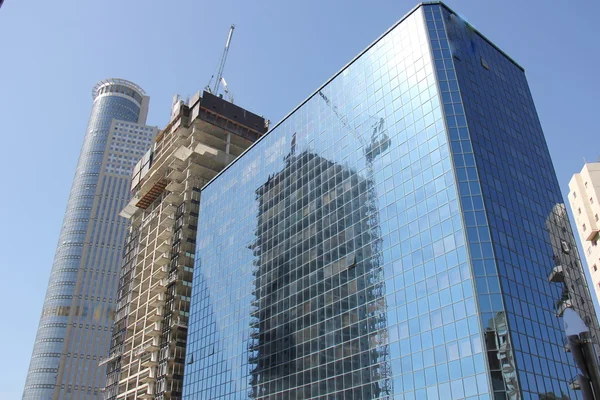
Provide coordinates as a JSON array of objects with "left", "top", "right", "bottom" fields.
[
  {"left": 568, "top": 162, "right": 600, "bottom": 303},
  {"left": 101, "top": 91, "right": 267, "bottom": 400}
]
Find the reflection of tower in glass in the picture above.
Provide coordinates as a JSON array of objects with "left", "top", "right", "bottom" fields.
[
  {"left": 546, "top": 204, "right": 600, "bottom": 330},
  {"left": 545, "top": 203, "right": 600, "bottom": 392},
  {"left": 483, "top": 312, "right": 518, "bottom": 398},
  {"left": 249, "top": 149, "right": 391, "bottom": 399}
]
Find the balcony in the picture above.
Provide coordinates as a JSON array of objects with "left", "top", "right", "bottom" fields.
[
  {"left": 155, "top": 253, "right": 170, "bottom": 266},
  {"left": 171, "top": 307, "right": 188, "bottom": 319},
  {"left": 164, "top": 191, "right": 183, "bottom": 204},
  {"left": 133, "top": 337, "right": 159, "bottom": 358},
  {"left": 149, "top": 279, "right": 165, "bottom": 295},
  {"left": 148, "top": 337, "right": 160, "bottom": 352},
  {"left": 191, "top": 125, "right": 205, "bottom": 139},
  {"left": 166, "top": 272, "right": 178, "bottom": 286},
  {"left": 140, "top": 367, "right": 158, "bottom": 383},
  {"left": 145, "top": 322, "right": 162, "bottom": 338},
  {"left": 167, "top": 168, "right": 185, "bottom": 183},
  {"left": 548, "top": 265, "right": 565, "bottom": 283},
  {"left": 161, "top": 202, "right": 177, "bottom": 215},
  {"left": 98, "top": 350, "right": 120, "bottom": 367},
  {"left": 141, "top": 210, "right": 157, "bottom": 229},
  {"left": 140, "top": 352, "right": 159, "bottom": 367},
  {"left": 166, "top": 180, "right": 184, "bottom": 193},
  {"left": 180, "top": 223, "right": 196, "bottom": 236},
  {"left": 173, "top": 317, "right": 188, "bottom": 329},
  {"left": 149, "top": 293, "right": 165, "bottom": 307},
  {"left": 157, "top": 226, "right": 173, "bottom": 241},
  {"left": 153, "top": 265, "right": 168, "bottom": 279},
  {"left": 193, "top": 142, "right": 234, "bottom": 166},
  {"left": 138, "top": 384, "right": 155, "bottom": 398},
  {"left": 148, "top": 307, "right": 164, "bottom": 322},
  {"left": 174, "top": 145, "right": 193, "bottom": 162},
  {"left": 159, "top": 214, "right": 175, "bottom": 228},
  {"left": 139, "top": 276, "right": 151, "bottom": 291},
  {"left": 187, "top": 159, "right": 218, "bottom": 180},
  {"left": 178, "top": 126, "right": 192, "bottom": 138},
  {"left": 156, "top": 239, "right": 171, "bottom": 254},
  {"left": 168, "top": 157, "right": 185, "bottom": 171}
]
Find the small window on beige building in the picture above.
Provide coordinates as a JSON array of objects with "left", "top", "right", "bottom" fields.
[
  {"left": 583, "top": 223, "right": 587, "bottom": 231},
  {"left": 594, "top": 265, "right": 597, "bottom": 272}
]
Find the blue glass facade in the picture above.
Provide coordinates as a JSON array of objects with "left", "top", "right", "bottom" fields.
[
  {"left": 183, "top": 3, "right": 598, "bottom": 399},
  {"left": 424, "top": 5, "right": 600, "bottom": 398},
  {"left": 23, "top": 80, "right": 157, "bottom": 400}
]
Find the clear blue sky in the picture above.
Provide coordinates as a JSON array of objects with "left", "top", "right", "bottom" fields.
[{"left": 0, "top": 0, "right": 598, "bottom": 398}]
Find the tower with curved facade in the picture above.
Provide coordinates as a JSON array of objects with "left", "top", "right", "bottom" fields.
[{"left": 23, "top": 79, "right": 158, "bottom": 400}]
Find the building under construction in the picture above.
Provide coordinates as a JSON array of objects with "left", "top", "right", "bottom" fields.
[{"left": 101, "top": 91, "right": 267, "bottom": 400}]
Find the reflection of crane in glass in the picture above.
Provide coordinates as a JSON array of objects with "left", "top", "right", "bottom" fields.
[
  {"left": 318, "top": 90, "right": 392, "bottom": 396},
  {"left": 318, "top": 91, "right": 389, "bottom": 163}
]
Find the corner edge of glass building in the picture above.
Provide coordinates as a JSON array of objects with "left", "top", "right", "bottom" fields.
[
  {"left": 183, "top": 3, "right": 599, "bottom": 399},
  {"left": 23, "top": 78, "right": 157, "bottom": 400}
]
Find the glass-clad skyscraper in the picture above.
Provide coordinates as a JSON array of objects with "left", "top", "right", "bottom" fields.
[
  {"left": 183, "top": 3, "right": 599, "bottom": 399},
  {"left": 23, "top": 79, "right": 158, "bottom": 400}
]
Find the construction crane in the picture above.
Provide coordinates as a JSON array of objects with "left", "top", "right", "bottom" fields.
[
  {"left": 318, "top": 89, "right": 392, "bottom": 396},
  {"left": 205, "top": 24, "right": 236, "bottom": 97}
]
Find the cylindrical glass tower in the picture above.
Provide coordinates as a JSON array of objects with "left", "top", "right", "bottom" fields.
[{"left": 23, "top": 79, "right": 156, "bottom": 400}]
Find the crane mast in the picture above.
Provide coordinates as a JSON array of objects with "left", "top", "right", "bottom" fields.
[{"left": 212, "top": 24, "right": 235, "bottom": 95}]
